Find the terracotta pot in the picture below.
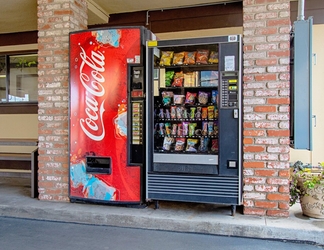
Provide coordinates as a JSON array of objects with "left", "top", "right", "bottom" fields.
[{"left": 297, "top": 173, "right": 324, "bottom": 219}]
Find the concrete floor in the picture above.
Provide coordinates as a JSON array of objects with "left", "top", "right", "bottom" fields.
[{"left": 0, "top": 176, "right": 323, "bottom": 246}]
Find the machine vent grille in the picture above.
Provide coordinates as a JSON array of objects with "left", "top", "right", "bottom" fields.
[{"left": 148, "top": 174, "right": 240, "bottom": 203}]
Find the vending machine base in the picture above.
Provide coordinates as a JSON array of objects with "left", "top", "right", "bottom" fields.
[{"left": 147, "top": 173, "right": 240, "bottom": 215}]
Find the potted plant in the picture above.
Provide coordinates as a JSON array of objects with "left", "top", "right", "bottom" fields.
[{"left": 290, "top": 161, "right": 324, "bottom": 218}]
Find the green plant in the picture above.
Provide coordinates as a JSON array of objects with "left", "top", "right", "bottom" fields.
[
  {"left": 16, "top": 58, "right": 37, "bottom": 69},
  {"left": 290, "top": 161, "right": 324, "bottom": 206}
]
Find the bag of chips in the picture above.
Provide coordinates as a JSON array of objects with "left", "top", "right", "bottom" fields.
[
  {"left": 163, "top": 137, "right": 174, "bottom": 151},
  {"left": 196, "top": 49, "right": 209, "bottom": 64},
  {"left": 172, "top": 71, "right": 184, "bottom": 87},
  {"left": 160, "top": 51, "right": 174, "bottom": 66},
  {"left": 172, "top": 52, "right": 185, "bottom": 65},
  {"left": 162, "top": 91, "right": 174, "bottom": 106},
  {"left": 186, "top": 139, "right": 199, "bottom": 152},
  {"left": 198, "top": 91, "right": 209, "bottom": 105},
  {"left": 185, "top": 92, "right": 197, "bottom": 105},
  {"left": 208, "top": 51, "right": 219, "bottom": 64},
  {"left": 165, "top": 71, "right": 175, "bottom": 87},
  {"left": 173, "top": 94, "right": 185, "bottom": 104},
  {"left": 199, "top": 137, "right": 210, "bottom": 152},
  {"left": 175, "top": 138, "right": 186, "bottom": 151},
  {"left": 183, "top": 51, "right": 197, "bottom": 65}
]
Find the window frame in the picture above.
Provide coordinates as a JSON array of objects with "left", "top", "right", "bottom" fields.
[{"left": 0, "top": 51, "right": 38, "bottom": 114}]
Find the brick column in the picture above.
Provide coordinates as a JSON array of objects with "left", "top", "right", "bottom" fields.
[
  {"left": 37, "top": 0, "right": 88, "bottom": 201},
  {"left": 242, "top": 0, "right": 291, "bottom": 217}
]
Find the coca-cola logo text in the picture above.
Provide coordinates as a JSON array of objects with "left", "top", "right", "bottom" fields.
[{"left": 79, "top": 46, "right": 106, "bottom": 141}]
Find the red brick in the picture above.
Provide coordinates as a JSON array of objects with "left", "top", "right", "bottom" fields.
[
  {"left": 243, "top": 130, "right": 266, "bottom": 136},
  {"left": 267, "top": 193, "right": 290, "bottom": 201},
  {"left": 255, "top": 169, "right": 277, "bottom": 177},
  {"left": 244, "top": 146, "right": 265, "bottom": 152},
  {"left": 267, "top": 19, "right": 290, "bottom": 26},
  {"left": 278, "top": 169, "right": 290, "bottom": 177},
  {"left": 269, "top": 50, "right": 290, "bottom": 57},
  {"left": 243, "top": 122, "right": 254, "bottom": 128},
  {"left": 254, "top": 106, "right": 277, "bottom": 112},
  {"left": 244, "top": 177, "right": 266, "bottom": 184},
  {"left": 278, "top": 202, "right": 290, "bottom": 210},
  {"left": 267, "top": 130, "right": 289, "bottom": 137},
  {"left": 255, "top": 201, "right": 278, "bottom": 209},
  {"left": 243, "top": 138, "right": 253, "bottom": 144},
  {"left": 279, "top": 185, "right": 289, "bottom": 193},
  {"left": 244, "top": 45, "right": 253, "bottom": 51},
  {"left": 267, "top": 98, "right": 289, "bottom": 104},
  {"left": 244, "top": 207, "right": 266, "bottom": 216},
  {"left": 243, "top": 162, "right": 265, "bottom": 168},
  {"left": 255, "top": 27, "right": 277, "bottom": 35},
  {"left": 255, "top": 74, "right": 277, "bottom": 81},
  {"left": 255, "top": 58, "right": 277, "bottom": 66}
]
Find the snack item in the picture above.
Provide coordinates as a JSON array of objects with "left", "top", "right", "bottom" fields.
[
  {"left": 185, "top": 92, "right": 197, "bottom": 105},
  {"left": 182, "top": 122, "right": 189, "bottom": 136},
  {"left": 202, "top": 121, "right": 208, "bottom": 136},
  {"left": 196, "top": 49, "right": 209, "bottom": 64},
  {"left": 211, "top": 139, "right": 219, "bottom": 152},
  {"left": 189, "top": 123, "right": 197, "bottom": 137},
  {"left": 186, "top": 139, "right": 199, "bottom": 152},
  {"left": 165, "top": 109, "right": 171, "bottom": 119},
  {"left": 214, "top": 120, "right": 218, "bottom": 135},
  {"left": 195, "top": 107, "right": 202, "bottom": 119},
  {"left": 158, "top": 108, "right": 164, "bottom": 119},
  {"left": 177, "top": 123, "right": 183, "bottom": 136},
  {"left": 171, "top": 124, "right": 178, "bottom": 135},
  {"left": 190, "top": 107, "right": 196, "bottom": 119},
  {"left": 163, "top": 137, "right": 174, "bottom": 151},
  {"left": 165, "top": 71, "right": 175, "bottom": 87},
  {"left": 183, "top": 72, "right": 196, "bottom": 87},
  {"left": 183, "top": 51, "right": 197, "bottom": 65},
  {"left": 175, "top": 138, "right": 186, "bottom": 151},
  {"left": 172, "top": 52, "right": 185, "bottom": 65},
  {"left": 159, "top": 123, "right": 164, "bottom": 135},
  {"left": 214, "top": 107, "right": 218, "bottom": 119},
  {"left": 160, "top": 51, "right": 174, "bottom": 66},
  {"left": 170, "top": 106, "right": 176, "bottom": 119},
  {"left": 165, "top": 123, "right": 171, "bottom": 136},
  {"left": 198, "top": 91, "right": 209, "bottom": 105},
  {"left": 208, "top": 51, "right": 219, "bottom": 64},
  {"left": 208, "top": 106, "right": 214, "bottom": 120},
  {"left": 200, "top": 71, "right": 218, "bottom": 86},
  {"left": 202, "top": 107, "right": 208, "bottom": 119},
  {"left": 208, "top": 121, "right": 214, "bottom": 136},
  {"left": 162, "top": 91, "right": 174, "bottom": 106},
  {"left": 154, "top": 123, "right": 159, "bottom": 135},
  {"left": 176, "top": 106, "right": 182, "bottom": 119},
  {"left": 173, "top": 95, "right": 185, "bottom": 104},
  {"left": 182, "top": 107, "right": 188, "bottom": 119},
  {"left": 211, "top": 90, "right": 218, "bottom": 104},
  {"left": 172, "top": 71, "right": 184, "bottom": 87},
  {"left": 199, "top": 137, "right": 210, "bottom": 152}
]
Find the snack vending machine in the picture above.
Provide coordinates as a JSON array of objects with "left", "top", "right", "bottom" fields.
[
  {"left": 69, "top": 27, "right": 153, "bottom": 204},
  {"left": 146, "top": 35, "right": 242, "bottom": 214}
]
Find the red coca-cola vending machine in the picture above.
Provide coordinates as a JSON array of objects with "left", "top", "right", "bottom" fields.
[{"left": 68, "top": 27, "right": 153, "bottom": 205}]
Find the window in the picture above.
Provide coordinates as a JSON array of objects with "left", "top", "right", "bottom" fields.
[{"left": 0, "top": 53, "right": 38, "bottom": 103}]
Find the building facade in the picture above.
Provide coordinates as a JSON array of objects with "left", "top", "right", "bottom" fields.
[{"left": 1, "top": 0, "right": 323, "bottom": 217}]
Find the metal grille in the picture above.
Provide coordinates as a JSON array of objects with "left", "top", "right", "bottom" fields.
[{"left": 148, "top": 173, "right": 240, "bottom": 203}]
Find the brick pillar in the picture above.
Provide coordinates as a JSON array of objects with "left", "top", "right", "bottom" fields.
[
  {"left": 37, "top": 0, "right": 88, "bottom": 201},
  {"left": 242, "top": 0, "right": 291, "bottom": 217}
]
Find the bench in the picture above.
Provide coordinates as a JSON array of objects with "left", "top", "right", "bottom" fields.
[{"left": 0, "top": 138, "right": 38, "bottom": 198}]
